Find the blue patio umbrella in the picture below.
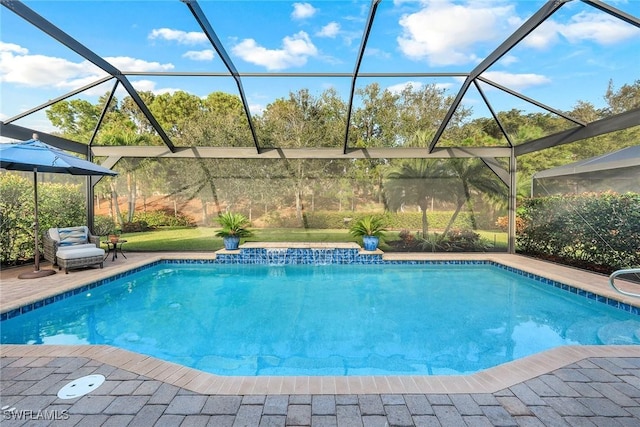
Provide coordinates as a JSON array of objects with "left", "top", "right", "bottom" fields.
[{"left": 0, "top": 135, "right": 117, "bottom": 279}]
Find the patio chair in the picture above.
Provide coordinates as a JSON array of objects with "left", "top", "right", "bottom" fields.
[{"left": 43, "top": 226, "right": 105, "bottom": 273}]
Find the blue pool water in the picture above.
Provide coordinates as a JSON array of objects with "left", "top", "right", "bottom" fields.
[{"left": 2, "top": 262, "right": 640, "bottom": 376}]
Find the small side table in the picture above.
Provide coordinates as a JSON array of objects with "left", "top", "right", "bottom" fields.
[{"left": 103, "top": 239, "right": 128, "bottom": 261}]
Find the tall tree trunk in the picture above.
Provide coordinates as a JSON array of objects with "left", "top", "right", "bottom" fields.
[
  {"left": 419, "top": 198, "right": 429, "bottom": 238},
  {"left": 197, "top": 160, "right": 222, "bottom": 216},
  {"left": 351, "top": 183, "right": 355, "bottom": 211},
  {"left": 442, "top": 199, "right": 465, "bottom": 240},
  {"left": 110, "top": 181, "right": 124, "bottom": 227},
  {"left": 462, "top": 182, "right": 477, "bottom": 229},
  {"left": 295, "top": 162, "right": 304, "bottom": 223},
  {"left": 202, "top": 200, "right": 208, "bottom": 225},
  {"left": 127, "top": 172, "right": 136, "bottom": 223},
  {"left": 295, "top": 188, "right": 303, "bottom": 222}
]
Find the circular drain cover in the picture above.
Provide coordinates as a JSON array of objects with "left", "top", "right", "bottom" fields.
[{"left": 57, "top": 374, "right": 106, "bottom": 399}]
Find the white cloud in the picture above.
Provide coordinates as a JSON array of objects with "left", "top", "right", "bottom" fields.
[
  {"left": 364, "top": 47, "right": 391, "bottom": 60},
  {"left": 106, "top": 56, "right": 174, "bottom": 72},
  {"left": 249, "top": 103, "right": 265, "bottom": 115},
  {"left": 559, "top": 11, "right": 640, "bottom": 45},
  {"left": 524, "top": 11, "right": 640, "bottom": 50},
  {"left": 522, "top": 20, "right": 561, "bottom": 50},
  {"left": 0, "top": 43, "right": 174, "bottom": 91},
  {"left": 397, "top": 1, "right": 517, "bottom": 66},
  {"left": 0, "top": 50, "right": 104, "bottom": 88},
  {"left": 292, "top": 3, "right": 317, "bottom": 20},
  {"left": 499, "top": 55, "right": 519, "bottom": 66},
  {"left": 397, "top": 2, "right": 639, "bottom": 62},
  {"left": 387, "top": 81, "right": 423, "bottom": 95},
  {"left": 148, "top": 28, "right": 208, "bottom": 45},
  {"left": 183, "top": 49, "right": 215, "bottom": 61},
  {"left": 317, "top": 22, "right": 340, "bottom": 38},
  {"left": 116, "top": 80, "right": 182, "bottom": 96},
  {"left": 481, "top": 71, "right": 551, "bottom": 90},
  {"left": 232, "top": 31, "right": 318, "bottom": 70},
  {"left": 0, "top": 42, "right": 28, "bottom": 55},
  {"left": 387, "top": 80, "right": 454, "bottom": 95}
]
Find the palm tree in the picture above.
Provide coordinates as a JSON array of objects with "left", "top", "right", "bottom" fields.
[
  {"left": 384, "top": 158, "right": 507, "bottom": 241},
  {"left": 384, "top": 159, "right": 445, "bottom": 238},
  {"left": 439, "top": 158, "right": 507, "bottom": 238}
]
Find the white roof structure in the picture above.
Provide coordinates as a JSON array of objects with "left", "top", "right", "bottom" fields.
[{"left": 532, "top": 145, "right": 640, "bottom": 196}]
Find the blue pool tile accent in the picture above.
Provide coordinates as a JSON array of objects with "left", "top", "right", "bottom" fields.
[
  {"left": 2, "top": 251, "right": 639, "bottom": 320},
  {"left": 213, "top": 248, "right": 384, "bottom": 265}
]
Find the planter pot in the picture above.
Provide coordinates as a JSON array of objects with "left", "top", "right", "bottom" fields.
[
  {"left": 362, "top": 236, "right": 379, "bottom": 251},
  {"left": 223, "top": 236, "right": 241, "bottom": 250}
]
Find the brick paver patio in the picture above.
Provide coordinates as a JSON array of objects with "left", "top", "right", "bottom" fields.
[
  {"left": 3, "top": 252, "right": 640, "bottom": 425},
  {"left": 3, "top": 355, "right": 640, "bottom": 426}
]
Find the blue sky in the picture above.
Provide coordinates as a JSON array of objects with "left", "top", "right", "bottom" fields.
[{"left": 1, "top": 0, "right": 639, "bottom": 135}]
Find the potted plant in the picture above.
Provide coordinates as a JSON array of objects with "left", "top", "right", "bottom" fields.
[
  {"left": 215, "top": 212, "right": 254, "bottom": 250},
  {"left": 107, "top": 228, "right": 121, "bottom": 243},
  {"left": 349, "top": 215, "right": 386, "bottom": 251}
]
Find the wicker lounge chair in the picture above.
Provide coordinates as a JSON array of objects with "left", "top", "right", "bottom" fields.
[{"left": 43, "top": 226, "right": 105, "bottom": 273}]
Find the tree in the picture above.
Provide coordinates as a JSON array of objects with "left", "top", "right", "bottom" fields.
[
  {"left": 570, "top": 101, "right": 603, "bottom": 123},
  {"left": 120, "top": 91, "right": 157, "bottom": 134},
  {"left": 175, "top": 92, "right": 258, "bottom": 221},
  {"left": 351, "top": 83, "right": 401, "bottom": 202},
  {"left": 100, "top": 132, "right": 151, "bottom": 224},
  {"left": 150, "top": 91, "right": 203, "bottom": 138},
  {"left": 353, "top": 83, "right": 399, "bottom": 148},
  {"left": 259, "top": 89, "right": 346, "bottom": 224},
  {"left": 438, "top": 159, "right": 506, "bottom": 237},
  {"left": 396, "top": 83, "right": 462, "bottom": 146},
  {"left": 384, "top": 159, "right": 445, "bottom": 238},
  {"left": 605, "top": 79, "right": 640, "bottom": 115}
]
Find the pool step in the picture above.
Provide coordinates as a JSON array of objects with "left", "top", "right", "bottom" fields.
[
  {"left": 214, "top": 243, "right": 384, "bottom": 264},
  {"left": 597, "top": 320, "right": 640, "bottom": 345}
]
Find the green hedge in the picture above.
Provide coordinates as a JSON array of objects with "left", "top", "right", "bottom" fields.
[
  {"left": 132, "top": 209, "right": 195, "bottom": 228},
  {"left": 1, "top": 173, "right": 86, "bottom": 265},
  {"left": 517, "top": 192, "right": 640, "bottom": 271},
  {"left": 260, "top": 210, "right": 474, "bottom": 230}
]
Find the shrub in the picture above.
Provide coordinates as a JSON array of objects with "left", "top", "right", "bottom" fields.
[
  {"left": 435, "top": 229, "right": 488, "bottom": 252},
  {"left": 260, "top": 210, "right": 474, "bottom": 230},
  {"left": 93, "top": 215, "right": 116, "bottom": 236},
  {"left": 121, "top": 221, "right": 150, "bottom": 233},
  {"left": 0, "top": 173, "right": 86, "bottom": 265},
  {"left": 0, "top": 173, "right": 33, "bottom": 264},
  {"left": 496, "top": 215, "right": 525, "bottom": 233},
  {"left": 388, "top": 228, "right": 487, "bottom": 252},
  {"left": 132, "top": 209, "right": 195, "bottom": 228},
  {"left": 517, "top": 192, "right": 640, "bottom": 272}
]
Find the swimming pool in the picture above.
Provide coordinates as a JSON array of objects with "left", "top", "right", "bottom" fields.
[{"left": 2, "top": 261, "right": 640, "bottom": 376}]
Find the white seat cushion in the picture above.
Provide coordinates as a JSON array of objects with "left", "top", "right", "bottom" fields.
[
  {"left": 56, "top": 247, "right": 104, "bottom": 260},
  {"left": 57, "top": 243, "right": 97, "bottom": 252}
]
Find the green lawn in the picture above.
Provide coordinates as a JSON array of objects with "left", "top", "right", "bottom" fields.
[{"left": 118, "top": 227, "right": 508, "bottom": 252}]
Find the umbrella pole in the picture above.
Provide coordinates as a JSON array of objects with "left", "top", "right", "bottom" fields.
[{"left": 19, "top": 168, "right": 56, "bottom": 279}]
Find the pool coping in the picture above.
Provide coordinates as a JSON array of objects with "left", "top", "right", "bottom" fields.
[
  {"left": 3, "top": 344, "right": 640, "bottom": 395},
  {"left": 3, "top": 250, "right": 640, "bottom": 395}
]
